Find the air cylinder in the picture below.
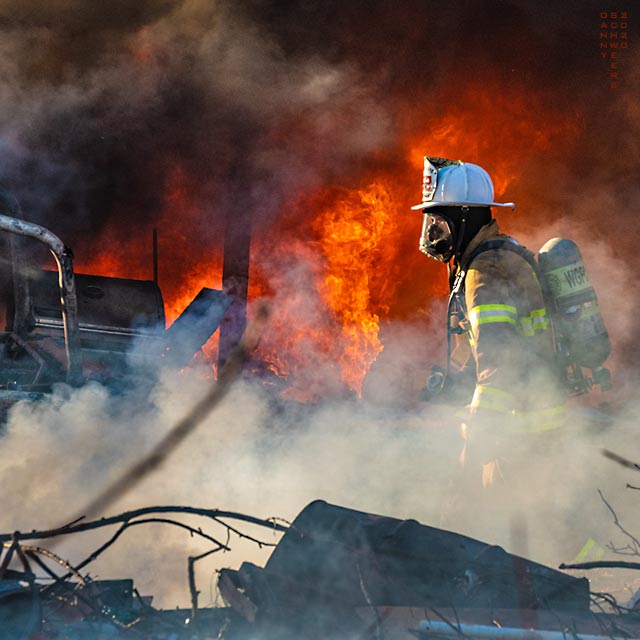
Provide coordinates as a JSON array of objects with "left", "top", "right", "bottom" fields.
[{"left": 538, "top": 238, "right": 610, "bottom": 370}]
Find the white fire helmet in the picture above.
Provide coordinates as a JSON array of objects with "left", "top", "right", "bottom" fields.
[{"left": 410, "top": 157, "right": 515, "bottom": 210}]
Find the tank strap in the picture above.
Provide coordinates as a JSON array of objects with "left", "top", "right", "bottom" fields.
[
  {"left": 451, "top": 236, "right": 546, "bottom": 327},
  {"left": 465, "top": 237, "right": 539, "bottom": 275},
  {"left": 443, "top": 237, "right": 542, "bottom": 400}
]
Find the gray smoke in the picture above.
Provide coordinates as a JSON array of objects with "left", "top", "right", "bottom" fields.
[{"left": 0, "top": 0, "right": 638, "bottom": 615}]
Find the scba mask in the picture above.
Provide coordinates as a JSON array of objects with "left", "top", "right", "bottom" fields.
[{"left": 419, "top": 213, "right": 454, "bottom": 262}]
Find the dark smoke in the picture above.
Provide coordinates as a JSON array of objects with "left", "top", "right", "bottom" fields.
[
  {"left": 0, "top": 0, "right": 637, "bottom": 609},
  {"left": 0, "top": 1, "right": 636, "bottom": 265},
  {"left": 0, "top": 0, "right": 393, "bottom": 247}
]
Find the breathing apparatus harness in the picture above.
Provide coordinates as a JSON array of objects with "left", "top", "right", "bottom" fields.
[
  {"left": 426, "top": 222, "right": 535, "bottom": 401},
  {"left": 427, "top": 231, "right": 612, "bottom": 401}
]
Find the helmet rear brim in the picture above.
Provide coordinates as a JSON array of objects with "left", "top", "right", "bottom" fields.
[{"left": 411, "top": 201, "right": 516, "bottom": 211}]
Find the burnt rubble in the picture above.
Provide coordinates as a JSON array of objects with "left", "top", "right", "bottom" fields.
[
  {"left": 0, "top": 500, "right": 639, "bottom": 639},
  {"left": 0, "top": 195, "right": 231, "bottom": 404}
]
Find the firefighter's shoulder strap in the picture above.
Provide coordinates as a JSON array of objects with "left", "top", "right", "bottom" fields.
[
  {"left": 449, "top": 236, "right": 539, "bottom": 302},
  {"left": 442, "top": 237, "right": 540, "bottom": 394},
  {"left": 464, "top": 237, "right": 539, "bottom": 278}
]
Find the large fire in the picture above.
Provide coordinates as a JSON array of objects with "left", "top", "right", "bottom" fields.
[
  {"left": 72, "top": 79, "right": 583, "bottom": 401},
  {"left": 249, "top": 180, "right": 403, "bottom": 397}
]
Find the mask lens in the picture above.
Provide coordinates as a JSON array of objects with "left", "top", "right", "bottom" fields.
[{"left": 420, "top": 214, "right": 453, "bottom": 261}]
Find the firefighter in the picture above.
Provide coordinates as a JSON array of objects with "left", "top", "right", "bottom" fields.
[{"left": 412, "top": 157, "right": 567, "bottom": 543}]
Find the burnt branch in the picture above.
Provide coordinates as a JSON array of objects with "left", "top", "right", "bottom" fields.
[
  {"left": 602, "top": 449, "right": 640, "bottom": 473},
  {"left": 0, "top": 505, "right": 287, "bottom": 608},
  {"left": 428, "top": 607, "right": 471, "bottom": 639},
  {"left": 590, "top": 592, "right": 630, "bottom": 617},
  {"left": 72, "top": 517, "right": 229, "bottom": 576},
  {"left": 0, "top": 505, "right": 287, "bottom": 544},
  {"left": 598, "top": 489, "right": 640, "bottom": 555},
  {"left": 560, "top": 560, "right": 640, "bottom": 570},
  {"left": 18, "top": 544, "right": 88, "bottom": 587},
  {"left": 189, "top": 547, "right": 221, "bottom": 620},
  {"left": 210, "top": 515, "right": 280, "bottom": 549},
  {"left": 0, "top": 536, "right": 19, "bottom": 579},
  {"left": 24, "top": 544, "right": 142, "bottom": 629}
]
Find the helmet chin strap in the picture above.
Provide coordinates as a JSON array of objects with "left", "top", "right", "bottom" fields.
[{"left": 452, "top": 206, "right": 469, "bottom": 272}]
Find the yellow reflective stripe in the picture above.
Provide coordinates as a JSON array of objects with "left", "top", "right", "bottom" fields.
[
  {"left": 469, "top": 305, "right": 517, "bottom": 331},
  {"left": 573, "top": 537, "right": 605, "bottom": 563},
  {"left": 474, "top": 304, "right": 517, "bottom": 312},
  {"left": 518, "top": 308, "right": 550, "bottom": 337},
  {"left": 518, "top": 405, "right": 566, "bottom": 432},
  {"left": 531, "top": 308, "right": 548, "bottom": 323},
  {"left": 470, "top": 384, "right": 516, "bottom": 414}
]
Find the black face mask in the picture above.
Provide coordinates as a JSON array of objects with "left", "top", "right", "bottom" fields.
[
  {"left": 419, "top": 214, "right": 455, "bottom": 262},
  {"left": 421, "top": 206, "right": 493, "bottom": 262}
]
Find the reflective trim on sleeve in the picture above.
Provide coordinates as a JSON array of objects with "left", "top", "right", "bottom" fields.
[
  {"left": 518, "top": 307, "right": 550, "bottom": 337},
  {"left": 519, "top": 404, "right": 566, "bottom": 432},
  {"left": 469, "top": 304, "right": 518, "bottom": 332},
  {"left": 470, "top": 384, "right": 517, "bottom": 415},
  {"left": 573, "top": 537, "right": 605, "bottom": 564}
]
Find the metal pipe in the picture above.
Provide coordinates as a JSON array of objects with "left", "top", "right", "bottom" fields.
[
  {"left": 418, "top": 619, "right": 638, "bottom": 640},
  {"left": 0, "top": 212, "right": 83, "bottom": 384}
]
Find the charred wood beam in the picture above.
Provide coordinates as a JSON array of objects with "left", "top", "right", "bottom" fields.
[{"left": 218, "top": 201, "right": 252, "bottom": 369}]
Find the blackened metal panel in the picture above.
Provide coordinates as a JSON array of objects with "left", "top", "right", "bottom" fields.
[
  {"left": 260, "top": 500, "right": 590, "bottom": 612},
  {"left": 29, "top": 270, "right": 165, "bottom": 336}
]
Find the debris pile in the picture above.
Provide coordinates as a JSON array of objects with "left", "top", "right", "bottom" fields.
[{"left": 2, "top": 500, "right": 640, "bottom": 639}]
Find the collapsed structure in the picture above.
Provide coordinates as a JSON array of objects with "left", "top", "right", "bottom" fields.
[
  {"left": 1, "top": 500, "right": 639, "bottom": 639},
  {"left": 0, "top": 191, "right": 230, "bottom": 411}
]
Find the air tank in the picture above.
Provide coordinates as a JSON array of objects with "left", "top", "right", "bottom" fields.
[{"left": 538, "top": 238, "right": 610, "bottom": 371}]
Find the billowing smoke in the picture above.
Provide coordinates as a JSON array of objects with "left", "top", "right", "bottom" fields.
[{"left": 0, "top": 0, "right": 638, "bottom": 614}]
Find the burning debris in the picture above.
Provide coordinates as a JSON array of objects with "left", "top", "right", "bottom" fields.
[
  {"left": 1, "top": 500, "right": 640, "bottom": 639},
  {"left": 0, "top": 192, "right": 231, "bottom": 405},
  {"left": 0, "top": 1, "right": 637, "bottom": 637},
  {"left": 0, "top": 504, "right": 287, "bottom": 638}
]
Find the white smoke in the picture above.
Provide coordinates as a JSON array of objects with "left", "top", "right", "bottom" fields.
[
  {"left": 0, "top": 0, "right": 638, "bottom": 621},
  {"left": 2, "top": 258, "right": 639, "bottom": 613}
]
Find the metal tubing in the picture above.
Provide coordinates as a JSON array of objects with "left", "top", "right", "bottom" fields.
[
  {"left": 418, "top": 620, "right": 638, "bottom": 640},
  {"left": 0, "top": 213, "right": 82, "bottom": 384}
]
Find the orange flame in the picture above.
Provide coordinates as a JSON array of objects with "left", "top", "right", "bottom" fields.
[
  {"left": 248, "top": 179, "right": 408, "bottom": 398},
  {"left": 73, "top": 78, "right": 583, "bottom": 401},
  {"left": 311, "top": 181, "right": 399, "bottom": 391}
]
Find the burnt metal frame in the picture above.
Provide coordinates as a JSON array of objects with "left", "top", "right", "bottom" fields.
[{"left": 0, "top": 211, "right": 82, "bottom": 384}]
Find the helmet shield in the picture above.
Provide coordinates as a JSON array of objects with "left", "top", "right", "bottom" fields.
[{"left": 420, "top": 213, "right": 454, "bottom": 262}]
